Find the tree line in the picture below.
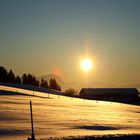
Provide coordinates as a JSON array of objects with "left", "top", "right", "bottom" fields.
[{"left": 0, "top": 66, "right": 61, "bottom": 91}]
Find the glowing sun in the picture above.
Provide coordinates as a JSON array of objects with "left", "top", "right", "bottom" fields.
[{"left": 81, "top": 58, "right": 92, "bottom": 72}]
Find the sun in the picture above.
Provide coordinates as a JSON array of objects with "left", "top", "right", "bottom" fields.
[{"left": 81, "top": 58, "right": 92, "bottom": 72}]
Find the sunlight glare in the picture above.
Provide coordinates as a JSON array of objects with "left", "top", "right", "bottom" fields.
[{"left": 81, "top": 58, "right": 92, "bottom": 72}]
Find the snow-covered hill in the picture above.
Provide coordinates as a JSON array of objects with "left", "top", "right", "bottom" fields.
[{"left": 0, "top": 84, "right": 140, "bottom": 140}]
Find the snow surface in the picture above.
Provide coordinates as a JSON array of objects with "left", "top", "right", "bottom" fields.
[{"left": 0, "top": 85, "right": 140, "bottom": 140}]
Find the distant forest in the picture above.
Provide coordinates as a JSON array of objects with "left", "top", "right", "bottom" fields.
[{"left": 0, "top": 66, "right": 61, "bottom": 91}]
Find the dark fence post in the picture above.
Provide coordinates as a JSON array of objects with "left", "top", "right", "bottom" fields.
[{"left": 28, "top": 100, "right": 36, "bottom": 140}]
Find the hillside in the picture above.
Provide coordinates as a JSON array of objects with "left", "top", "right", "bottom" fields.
[
  {"left": 0, "top": 84, "right": 140, "bottom": 140},
  {"left": 38, "top": 74, "right": 140, "bottom": 92}
]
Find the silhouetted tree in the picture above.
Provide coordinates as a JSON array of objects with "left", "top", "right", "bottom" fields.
[
  {"left": 64, "top": 88, "right": 78, "bottom": 97},
  {"left": 22, "top": 73, "right": 27, "bottom": 84},
  {"left": 0, "top": 66, "right": 21, "bottom": 84},
  {"left": 49, "top": 78, "right": 53, "bottom": 89},
  {"left": 7, "top": 69, "right": 16, "bottom": 83},
  {"left": 15, "top": 76, "right": 21, "bottom": 84},
  {"left": 32, "top": 75, "right": 39, "bottom": 86},
  {"left": 0, "top": 66, "right": 61, "bottom": 90},
  {"left": 0, "top": 66, "right": 8, "bottom": 82},
  {"left": 40, "top": 78, "right": 49, "bottom": 88},
  {"left": 49, "top": 78, "right": 61, "bottom": 91},
  {"left": 58, "top": 85, "right": 61, "bottom": 91},
  {"left": 22, "top": 73, "right": 39, "bottom": 86}
]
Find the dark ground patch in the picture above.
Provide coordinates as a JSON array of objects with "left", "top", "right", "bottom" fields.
[
  {"left": 73, "top": 125, "right": 118, "bottom": 130},
  {"left": 0, "top": 129, "right": 28, "bottom": 136},
  {"left": 43, "top": 134, "right": 140, "bottom": 140}
]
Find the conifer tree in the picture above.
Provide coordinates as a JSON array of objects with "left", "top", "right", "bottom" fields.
[
  {"left": 40, "top": 78, "right": 49, "bottom": 88},
  {"left": 0, "top": 66, "right": 8, "bottom": 82},
  {"left": 7, "top": 70, "right": 16, "bottom": 83},
  {"left": 15, "top": 76, "right": 21, "bottom": 84}
]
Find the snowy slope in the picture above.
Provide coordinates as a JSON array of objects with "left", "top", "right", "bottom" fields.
[
  {"left": 0, "top": 82, "right": 63, "bottom": 95},
  {"left": 0, "top": 85, "right": 140, "bottom": 140}
]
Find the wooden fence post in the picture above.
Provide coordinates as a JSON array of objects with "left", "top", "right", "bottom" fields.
[{"left": 27, "top": 100, "right": 36, "bottom": 140}]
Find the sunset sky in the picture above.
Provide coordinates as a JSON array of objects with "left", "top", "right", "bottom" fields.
[{"left": 0, "top": 0, "right": 140, "bottom": 85}]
